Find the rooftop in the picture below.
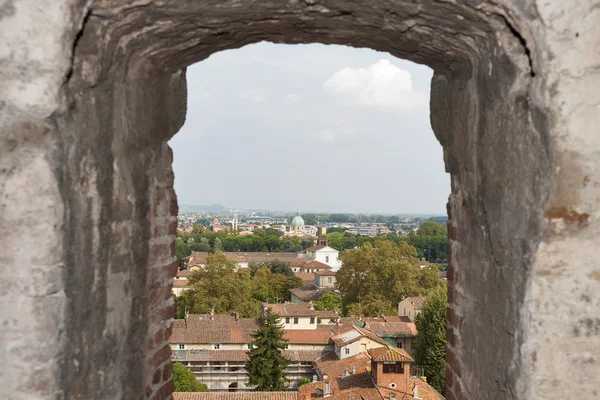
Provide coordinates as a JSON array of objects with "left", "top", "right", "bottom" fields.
[
  {"left": 368, "top": 346, "right": 414, "bottom": 362},
  {"left": 264, "top": 302, "right": 338, "bottom": 318},
  {"left": 173, "top": 393, "right": 298, "bottom": 400}
]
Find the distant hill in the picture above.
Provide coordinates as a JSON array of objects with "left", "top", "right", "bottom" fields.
[{"left": 179, "top": 204, "right": 227, "bottom": 213}]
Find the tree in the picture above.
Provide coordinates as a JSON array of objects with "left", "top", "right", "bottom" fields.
[
  {"left": 313, "top": 292, "right": 343, "bottom": 312},
  {"left": 186, "top": 253, "right": 260, "bottom": 317},
  {"left": 173, "top": 362, "right": 208, "bottom": 392},
  {"left": 213, "top": 237, "right": 223, "bottom": 252},
  {"left": 246, "top": 309, "right": 290, "bottom": 391},
  {"left": 414, "top": 285, "right": 448, "bottom": 394},
  {"left": 417, "top": 221, "right": 447, "bottom": 237},
  {"left": 345, "top": 293, "right": 396, "bottom": 317},
  {"left": 175, "top": 239, "right": 191, "bottom": 270},
  {"left": 336, "top": 241, "right": 421, "bottom": 314},
  {"left": 419, "top": 264, "right": 442, "bottom": 292},
  {"left": 298, "top": 377, "right": 311, "bottom": 387},
  {"left": 197, "top": 237, "right": 210, "bottom": 252}
]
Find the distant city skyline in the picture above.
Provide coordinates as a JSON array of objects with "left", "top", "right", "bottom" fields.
[{"left": 169, "top": 42, "right": 450, "bottom": 214}]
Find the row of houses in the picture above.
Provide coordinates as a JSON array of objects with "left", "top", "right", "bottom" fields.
[{"left": 170, "top": 303, "right": 422, "bottom": 392}]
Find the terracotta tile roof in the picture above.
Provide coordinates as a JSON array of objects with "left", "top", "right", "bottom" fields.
[
  {"left": 365, "top": 321, "right": 418, "bottom": 337},
  {"left": 368, "top": 346, "right": 414, "bottom": 362},
  {"left": 188, "top": 251, "right": 302, "bottom": 266},
  {"left": 406, "top": 296, "right": 427, "bottom": 309},
  {"left": 294, "top": 272, "right": 315, "bottom": 284},
  {"left": 264, "top": 303, "right": 338, "bottom": 318},
  {"left": 306, "top": 245, "right": 327, "bottom": 252},
  {"left": 176, "top": 270, "right": 193, "bottom": 277},
  {"left": 314, "top": 270, "right": 336, "bottom": 276},
  {"left": 170, "top": 328, "right": 255, "bottom": 344},
  {"left": 173, "top": 393, "right": 298, "bottom": 400},
  {"left": 331, "top": 326, "right": 390, "bottom": 347},
  {"left": 172, "top": 278, "right": 190, "bottom": 288},
  {"left": 183, "top": 314, "right": 259, "bottom": 330},
  {"left": 289, "top": 285, "right": 335, "bottom": 302},
  {"left": 305, "top": 260, "right": 331, "bottom": 270},
  {"left": 313, "top": 353, "right": 381, "bottom": 400},
  {"left": 284, "top": 329, "right": 333, "bottom": 345}
]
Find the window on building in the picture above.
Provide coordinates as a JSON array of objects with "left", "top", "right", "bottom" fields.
[
  {"left": 398, "top": 342, "right": 403, "bottom": 348},
  {"left": 293, "top": 317, "right": 299, "bottom": 324},
  {"left": 383, "top": 362, "right": 404, "bottom": 374},
  {"left": 285, "top": 344, "right": 290, "bottom": 349},
  {"left": 328, "top": 277, "right": 332, "bottom": 284},
  {"left": 213, "top": 344, "right": 221, "bottom": 350},
  {"left": 285, "top": 317, "right": 290, "bottom": 324},
  {"left": 310, "top": 317, "right": 315, "bottom": 324},
  {"left": 345, "top": 347, "right": 350, "bottom": 355},
  {"left": 178, "top": 344, "right": 185, "bottom": 350},
  {"left": 317, "top": 318, "right": 322, "bottom": 324},
  {"left": 325, "top": 256, "right": 329, "bottom": 263}
]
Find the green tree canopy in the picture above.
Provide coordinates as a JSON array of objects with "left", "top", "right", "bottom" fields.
[
  {"left": 417, "top": 221, "right": 447, "bottom": 237},
  {"left": 313, "top": 292, "right": 343, "bottom": 312},
  {"left": 345, "top": 293, "right": 396, "bottom": 317},
  {"left": 173, "top": 362, "right": 208, "bottom": 392},
  {"left": 246, "top": 309, "right": 290, "bottom": 391},
  {"left": 336, "top": 241, "right": 421, "bottom": 315},
  {"left": 186, "top": 253, "right": 260, "bottom": 317},
  {"left": 414, "top": 285, "right": 448, "bottom": 394}
]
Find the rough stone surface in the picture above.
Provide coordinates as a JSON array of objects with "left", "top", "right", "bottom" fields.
[{"left": 0, "top": 1, "right": 598, "bottom": 399}]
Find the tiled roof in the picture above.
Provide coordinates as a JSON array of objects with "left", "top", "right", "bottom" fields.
[
  {"left": 172, "top": 278, "right": 190, "bottom": 288},
  {"left": 368, "top": 346, "right": 414, "bottom": 362},
  {"left": 189, "top": 251, "right": 301, "bottom": 266},
  {"left": 306, "top": 245, "right": 327, "bottom": 252},
  {"left": 407, "top": 296, "right": 427, "bottom": 309},
  {"left": 170, "top": 328, "right": 254, "bottom": 344},
  {"left": 264, "top": 303, "right": 338, "bottom": 318},
  {"left": 313, "top": 353, "right": 381, "bottom": 400},
  {"left": 173, "top": 393, "right": 298, "bottom": 400},
  {"left": 183, "top": 314, "right": 260, "bottom": 330},
  {"left": 304, "top": 260, "right": 331, "bottom": 270},
  {"left": 284, "top": 329, "right": 333, "bottom": 345},
  {"left": 176, "top": 270, "right": 193, "bottom": 277},
  {"left": 331, "top": 326, "right": 390, "bottom": 347},
  {"left": 294, "top": 272, "right": 315, "bottom": 284},
  {"left": 289, "top": 285, "right": 334, "bottom": 302},
  {"left": 314, "top": 270, "right": 336, "bottom": 276},
  {"left": 365, "top": 321, "right": 418, "bottom": 337}
]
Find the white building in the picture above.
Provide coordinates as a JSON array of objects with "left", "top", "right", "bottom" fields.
[{"left": 305, "top": 238, "right": 342, "bottom": 271}]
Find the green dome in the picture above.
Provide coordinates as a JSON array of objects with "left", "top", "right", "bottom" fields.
[{"left": 291, "top": 211, "right": 304, "bottom": 226}]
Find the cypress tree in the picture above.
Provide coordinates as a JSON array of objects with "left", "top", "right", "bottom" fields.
[{"left": 245, "top": 309, "right": 290, "bottom": 391}]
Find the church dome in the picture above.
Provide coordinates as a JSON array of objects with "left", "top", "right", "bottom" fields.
[{"left": 291, "top": 211, "right": 304, "bottom": 226}]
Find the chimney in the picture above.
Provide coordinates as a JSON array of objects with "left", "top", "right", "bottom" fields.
[
  {"left": 412, "top": 383, "right": 422, "bottom": 399},
  {"left": 309, "top": 301, "right": 315, "bottom": 311},
  {"left": 352, "top": 366, "right": 356, "bottom": 375},
  {"left": 323, "top": 378, "right": 330, "bottom": 397}
]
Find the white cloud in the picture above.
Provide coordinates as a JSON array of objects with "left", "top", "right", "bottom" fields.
[
  {"left": 323, "top": 59, "right": 427, "bottom": 110},
  {"left": 239, "top": 89, "right": 267, "bottom": 103}
]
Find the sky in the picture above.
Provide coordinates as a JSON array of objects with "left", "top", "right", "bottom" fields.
[{"left": 169, "top": 42, "right": 449, "bottom": 215}]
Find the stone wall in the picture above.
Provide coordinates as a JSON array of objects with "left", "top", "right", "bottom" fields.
[{"left": 0, "top": 1, "right": 598, "bottom": 399}]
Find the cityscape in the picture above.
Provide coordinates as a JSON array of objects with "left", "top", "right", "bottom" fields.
[{"left": 171, "top": 207, "right": 449, "bottom": 399}]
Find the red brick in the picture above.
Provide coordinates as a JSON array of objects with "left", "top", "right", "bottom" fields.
[
  {"left": 168, "top": 220, "right": 178, "bottom": 235},
  {"left": 150, "top": 243, "right": 172, "bottom": 263},
  {"left": 154, "top": 329, "right": 164, "bottom": 345},
  {"left": 151, "top": 344, "right": 172, "bottom": 368},
  {"left": 169, "top": 199, "right": 178, "bottom": 216},
  {"left": 150, "top": 285, "right": 172, "bottom": 304},
  {"left": 151, "top": 302, "right": 176, "bottom": 324},
  {"left": 447, "top": 307, "right": 462, "bottom": 330},
  {"left": 145, "top": 385, "right": 153, "bottom": 398},
  {"left": 163, "top": 362, "right": 173, "bottom": 381},
  {"left": 151, "top": 379, "right": 174, "bottom": 400},
  {"left": 446, "top": 349, "right": 461, "bottom": 377},
  {"left": 153, "top": 368, "right": 162, "bottom": 384},
  {"left": 445, "top": 364, "right": 455, "bottom": 391}
]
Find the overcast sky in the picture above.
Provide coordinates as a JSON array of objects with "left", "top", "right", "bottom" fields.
[{"left": 169, "top": 42, "right": 449, "bottom": 215}]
